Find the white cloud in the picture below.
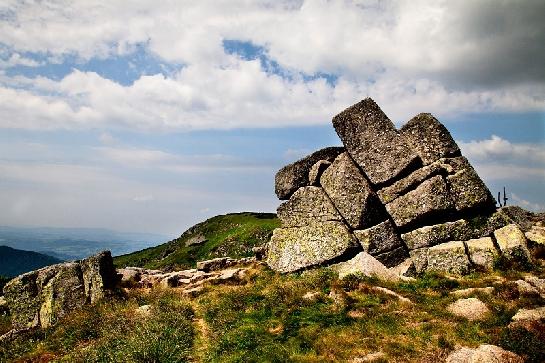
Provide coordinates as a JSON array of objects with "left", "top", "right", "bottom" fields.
[
  {"left": 511, "top": 193, "right": 545, "bottom": 212},
  {"left": 459, "top": 135, "right": 545, "bottom": 165},
  {"left": 133, "top": 195, "right": 154, "bottom": 202}
]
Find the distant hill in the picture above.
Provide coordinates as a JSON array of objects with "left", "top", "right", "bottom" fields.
[
  {"left": 0, "top": 246, "right": 62, "bottom": 278},
  {"left": 114, "top": 212, "right": 279, "bottom": 270},
  {"left": 0, "top": 226, "right": 168, "bottom": 260}
]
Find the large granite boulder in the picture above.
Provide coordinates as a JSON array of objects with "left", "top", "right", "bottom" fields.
[
  {"left": 332, "top": 98, "right": 419, "bottom": 185},
  {"left": 275, "top": 147, "right": 344, "bottom": 200},
  {"left": 426, "top": 241, "right": 471, "bottom": 275},
  {"left": 400, "top": 113, "right": 460, "bottom": 165},
  {"left": 320, "top": 152, "right": 384, "bottom": 229},
  {"left": 267, "top": 221, "right": 358, "bottom": 273},
  {"left": 277, "top": 186, "right": 342, "bottom": 228},
  {"left": 3, "top": 251, "right": 117, "bottom": 329},
  {"left": 447, "top": 167, "right": 495, "bottom": 212},
  {"left": 401, "top": 219, "right": 471, "bottom": 250}
]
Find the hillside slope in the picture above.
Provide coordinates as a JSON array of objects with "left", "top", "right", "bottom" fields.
[
  {"left": 0, "top": 246, "right": 62, "bottom": 277},
  {"left": 114, "top": 212, "right": 279, "bottom": 270}
]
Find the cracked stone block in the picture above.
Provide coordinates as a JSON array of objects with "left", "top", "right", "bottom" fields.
[
  {"left": 275, "top": 147, "right": 344, "bottom": 200},
  {"left": 447, "top": 167, "right": 495, "bottom": 212},
  {"left": 332, "top": 98, "right": 419, "bottom": 185},
  {"left": 321, "top": 152, "right": 384, "bottom": 229},
  {"left": 277, "top": 186, "right": 343, "bottom": 228},
  {"left": 494, "top": 224, "right": 532, "bottom": 263},
  {"left": 401, "top": 219, "right": 471, "bottom": 250},
  {"left": 353, "top": 220, "right": 404, "bottom": 256},
  {"left": 386, "top": 175, "right": 454, "bottom": 228},
  {"left": 465, "top": 237, "right": 499, "bottom": 271},
  {"left": 374, "top": 246, "right": 408, "bottom": 267},
  {"left": 427, "top": 241, "right": 471, "bottom": 275},
  {"left": 401, "top": 113, "right": 460, "bottom": 165},
  {"left": 308, "top": 160, "right": 331, "bottom": 186},
  {"left": 267, "top": 221, "right": 358, "bottom": 273}
]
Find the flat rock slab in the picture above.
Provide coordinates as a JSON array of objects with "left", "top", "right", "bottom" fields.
[
  {"left": 447, "top": 297, "right": 490, "bottom": 321},
  {"left": 401, "top": 113, "right": 460, "bottom": 165},
  {"left": 427, "top": 241, "right": 471, "bottom": 275},
  {"left": 494, "top": 224, "right": 532, "bottom": 263},
  {"left": 321, "top": 152, "right": 383, "bottom": 229},
  {"left": 277, "top": 186, "right": 342, "bottom": 228},
  {"left": 332, "top": 98, "right": 419, "bottom": 185},
  {"left": 386, "top": 175, "right": 454, "bottom": 228},
  {"left": 446, "top": 344, "right": 523, "bottom": 363},
  {"left": 330, "top": 251, "right": 400, "bottom": 281},
  {"left": 353, "top": 220, "right": 403, "bottom": 256},
  {"left": 267, "top": 221, "right": 357, "bottom": 273},
  {"left": 401, "top": 219, "right": 471, "bottom": 250},
  {"left": 275, "top": 146, "right": 344, "bottom": 200},
  {"left": 465, "top": 237, "right": 499, "bottom": 271}
]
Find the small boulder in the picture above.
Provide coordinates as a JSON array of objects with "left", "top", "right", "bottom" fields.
[
  {"left": 427, "top": 241, "right": 471, "bottom": 275},
  {"left": 513, "top": 280, "right": 540, "bottom": 297},
  {"left": 330, "top": 252, "right": 400, "bottom": 281},
  {"left": 447, "top": 298, "right": 490, "bottom": 321},
  {"left": 275, "top": 147, "right": 344, "bottom": 200},
  {"left": 446, "top": 344, "right": 523, "bottom": 363},
  {"left": 465, "top": 237, "right": 499, "bottom": 271},
  {"left": 511, "top": 306, "right": 545, "bottom": 322},
  {"left": 494, "top": 224, "right": 532, "bottom": 264}
]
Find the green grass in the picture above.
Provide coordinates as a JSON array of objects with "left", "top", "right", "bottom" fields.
[{"left": 114, "top": 212, "right": 279, "bottom": 270}]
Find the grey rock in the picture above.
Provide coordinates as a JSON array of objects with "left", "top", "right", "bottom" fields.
[
  {"left": 409, "top": 248, "right": 429, "bottom": 274},
  {"left": 197, "top": 257, "right": 237, "bottom": 272},
  {"left": 277, "top": 186, "right": 342, "bottom": 228},
  {"left": 447, "top": 167, "right": 495, "bottom": 212},
  {"left": 353, "top": 220, "right": 404, "bottom": 256},
  {"left": 3, "top": 251, "right": 117, "bottom": 329},
  {"left": 465, "top": 237, "right": 499, "bottom": 271},
  {"left": 427, "top": 241, "right": 471, "bottom": 275},
  {"left": 386, "top": 175, "right": 454, "bottom": 228},
  {"left": 447, "top": 297, "right": 490, "bottom": 321},
  {"left": 468, "top": 208, "right": 513, "bottom": 239},
  {"left": 275, "top": 147, "right": 344, "bottom": 200},
  {"left": 446, "top": 345, "right": 523, "bottom": 363},
  {"left": 374, "top": 246, "right": 408, "bottom": 268},
  {"left": 332, "top": 98, "right": 419, "bottom": 185},
  {"left": 401, "top": 219, "right": 471, "bottom": 250},
  {"left": 494, "top": 224, "right": 532, "bottom": 263},
  {"left": 321, "top": 152, "right": 383, "bottom": 229},
  {"left": 400, "top": 113, "right": 460, "bottom": 165},
  {"left": 117, "top": 268, "right": 142, "bottom": 287},
  {"left": 267, "top": 221, "right": 358, "bottom": 273},
  {"left": 330, "top": 251, "right": 401, "bottom": 281},
  {"left": 308, "top": 160, "right": 331, "bottom": 186}
]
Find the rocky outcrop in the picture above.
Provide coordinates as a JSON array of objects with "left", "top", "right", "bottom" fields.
[
  {"left": 268, "top": 98, "right": 536, "bottom": 275},
  {"left": 3, "top": 251, "right": 117, "bottom": 330},
  {"left": 446, "top": 344, "right": 523, "bottom": 363}
]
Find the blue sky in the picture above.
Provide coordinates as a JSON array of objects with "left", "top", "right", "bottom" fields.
[{"left": 0, "top": 1, "right": 543, "bottom": 236}]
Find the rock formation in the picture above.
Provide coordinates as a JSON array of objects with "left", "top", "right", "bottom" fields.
[
  {"left": 3, "top": 251, "right": 117, "bottom": 329},
  {"left": 267, "top": 98, "right": 534, "bottom": 275}
]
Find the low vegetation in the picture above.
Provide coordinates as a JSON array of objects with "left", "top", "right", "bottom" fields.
[
  {"left": 2, "top": 262, "right": 544, "bottom": 362},
  {"left": 114, "top": 212, "right": 279, "bottom": 270}
]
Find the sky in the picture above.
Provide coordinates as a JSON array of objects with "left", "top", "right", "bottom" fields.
[{"left": 0, "top": 0, "right": 544, "bottom": 237}]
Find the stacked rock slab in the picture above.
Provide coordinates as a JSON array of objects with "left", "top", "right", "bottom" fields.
[{"left": 267, "top": 98, "right": 533, "bottom": 275}]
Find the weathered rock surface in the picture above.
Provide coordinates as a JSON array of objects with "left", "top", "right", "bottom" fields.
[
  {"left": 401, "top": 113, "right": 460, "bottom": 165},
  {"left": 447, "top": 297, "right": 490, "bottom": 321},
  {"left": 277, "top": 186, "right": 342, "bottom": 228},
  {"left": 427, "top": 241, "right": 470, "bottom": 275},
  {"left": 447, "top": 167, "right": 495, "bottom": 212},
  {"left": 331, "top": 252, "right": 400, "bottom": 281},
  {"left": 373, "top": 246, "right": 408, "bottom": 268},
  {"left": 511, "top": 306, "right": 545, "bottom": 322},
  {"left": 185, "top": 233, "right": 207, "bottom": 246},
  {"left": 308, "top": 160, "right": 331, "bottom": 186},
  {"left": 321, "top": 152, "right": 383, "bottom": 229},
  {"left": 267, "top": 222, "right": 358, "bottom": 273},
  {"left": 353, "top": 220, "right": 403, "bottom": 256},
  {"left": 275, "top": 147, "right": 344, "bottom": 200},
  {"left": 401, "top": 219, "right": 471, "bottom": 250},
  {"left": 494, "top": 224, "right": 532, "bottom": 263},
  {"left": 409, "top": 248, "right": 429, "bottom": 274},
  {"left": 446, "top": 344, "right": 523, "bottom": 363},
  {"left": 332, "top": 98, "right": 419, "bottom": 185},
  {"left": 465, "top": 237, "right": 499, "bottom": 271},
  {"left": 3, "top": 251, "right": 117, "bottom": 329},
  {"left": 386, "top": 175, "right": 454, "bottom": 228}
]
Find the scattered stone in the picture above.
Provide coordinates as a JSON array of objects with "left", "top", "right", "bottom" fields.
[
  {"left": 332, "top": 98, "right": 419, "bottom": 185},
  {"left": 275, "top": 146, "right": 344, "bottom": 200},
  {"left": 386, "top": 175, "right": 454, "bottom": 228},
  {"left": 135, "top": 305, "right": 152, "bottom": 317},
  {"left": 372, "top": 286, "right": 412, "bottom": 304},
  {"left": 401, "top": 219, "right": 471, "bottom": 250},
  {"left": 196, "top": 257, "right": 237, "bottom": 272},
  {"left": 185, "top": 233, "right": 207, "bottom": 246},
  {"left": 3, "top": 251, "right": 117, "bottom": 329},
  {"left": 401, "top": 113, "right": 460, "bottom": 165},
  {"left": 351, "top": 351, "right": 386, "bottom": 362},
  {"left": 388, "top": 258, "right": 416, "bottom": 279},
  {"left": 353, "top": 220, "right": 404, "bottom": 256},
  {"left": 427, "top": 241, "right": 471, "bottom": 275},
  {"left": 252, "top": 245, "right": 267, "bottom": 260},
  {"left": 524, "top": 275, "right": 545, "bottom": 297},
  {"left": 511, "top": 306, "right": 545, "bottom": 322},
  {"left": 513, "top": 280, "right": 540, "bottom": 296},
  {"left": 277, "top": 186, "right": 343, "bottom": 228},
  {"left": 450, "top": 287, "right": 494, "bottom": 298},
  {"left": 308, "top": 160, "right": 331, "bottom": 186},
  {"left": 331, "top": 252, "right": 400, "bottom": 281},
  {"left": 321, "top": 152, "right": 384, "bottom": 229},
  {"left": 182, "top": 286, "right": 204, "bottom": 297},
  {"left": 409, "top": 248, "right": 429, "bottom": 274},
  {"left": 446, "top": 344, "right": 523, "bottom": 363},
  {"left": 447, "top": 167, "right": 495, "bottom": 212},
  {"left": 465, "top": 237, "right": 499, "bottom": 271},
  {"left": 117, "top": 268, "right": 142, "bottom": 287},
  {"left": 494, "top": 224, "right": 532, "bottom": 263},
  {"left": 447, "top": 298, "right": 490, "bottom": 321},
  {"left": 267, "top": 222, "right": 358, "bottom": 273}
]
